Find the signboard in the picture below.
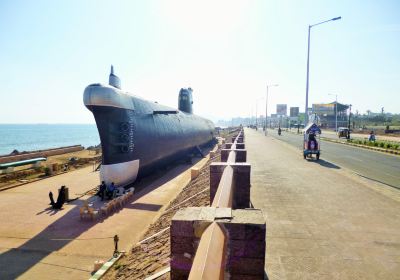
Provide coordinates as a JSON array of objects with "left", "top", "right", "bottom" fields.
[
  {"left": 312, "top": 103, "right": 335, "bottom": 116},
  {"left": 290, "top": 107, "right": 299, "bottom": 117},
  {"left": 276, "top": 104, "right": 287, "bottom": 116}
]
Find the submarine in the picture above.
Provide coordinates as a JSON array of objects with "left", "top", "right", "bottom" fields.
[{"left": 83, "top": 66, "right": 215, "bottom": 186}]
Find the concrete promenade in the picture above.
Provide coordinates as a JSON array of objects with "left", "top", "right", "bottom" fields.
[
  {"left": 0, "top": 155, "right": 209, "bottom": 279},
  {"left": 246, "top": 128, "right": 400, "bottom": 279}
]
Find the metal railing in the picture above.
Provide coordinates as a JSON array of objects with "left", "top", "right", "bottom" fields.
[{"left": 188, "top": 130, "right": 243, "bottom": 279}]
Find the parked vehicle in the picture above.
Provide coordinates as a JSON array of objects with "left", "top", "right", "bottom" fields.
[{"left": 337, "top": 127, "right": 350, "bottom": 138}]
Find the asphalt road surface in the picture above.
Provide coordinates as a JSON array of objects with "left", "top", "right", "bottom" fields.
[
  {"left": 264, "top": 129, "right": 400, "bottom": 189},
  {"left": 247, "top": 128, "right": 400, "bottom": 279}
]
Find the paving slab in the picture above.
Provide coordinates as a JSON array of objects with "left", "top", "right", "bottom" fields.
[
  {"left": 0, "top": 154, "right": 210, "bottom": 280},
  {"left": 246, "top": 128, "right": 400, "bottom": 280}
]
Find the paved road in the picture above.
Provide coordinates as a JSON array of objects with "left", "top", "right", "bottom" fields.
[
  {"left": 246, "top": 128, "right": 400, "bottom": 280},
  {"left": 264, "top": 129, "right": 400, "bottom": 189}
]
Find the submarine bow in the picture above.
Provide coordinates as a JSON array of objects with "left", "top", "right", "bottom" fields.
[{"left": 84, "top": 66, "right": 215, "bottom": 186}]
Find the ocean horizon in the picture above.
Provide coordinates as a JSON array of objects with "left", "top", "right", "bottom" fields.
[{"left": 0, "top": 124, "right": 100, "bottom": 156}]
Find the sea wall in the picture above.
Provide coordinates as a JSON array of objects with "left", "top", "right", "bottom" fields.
[{"left": 0, "top": 145, "right": 84, "bottom": 164}]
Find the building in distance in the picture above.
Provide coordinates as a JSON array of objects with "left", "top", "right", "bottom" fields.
[
  {"left": 276, "top": 104, "right": 287, "bottom": 116},
  {"left": 290, "top": 107, "right": 299, "bottom": 117},
  {"left": 312, "top": 102, "right": 349, "bottom": 128}
]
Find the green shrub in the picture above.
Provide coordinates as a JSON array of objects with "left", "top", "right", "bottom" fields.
[
  {"left": 374, "top": 142, "right": 379, "bottom": 147},
  {"left": 385, "top": 143, "right": 392, "bottom": 149},
  {"left": 379, "top": 142, "right": 385, "bottom": 148},
  {"left": 393, "top": 144, "right": 399, "bottom": 150},
  {"left": 44, "top": 167, "right": 52, "bottom": 176}
]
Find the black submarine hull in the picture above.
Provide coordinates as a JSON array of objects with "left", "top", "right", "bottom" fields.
[{"left": 84, "top": 84, "right": 215, "bottom": 186}]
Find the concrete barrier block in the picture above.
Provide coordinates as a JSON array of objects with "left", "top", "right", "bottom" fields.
[
  {"left": 210, "top": 163, "right": 228, "bottom": 204},
  {"left": 171, "top": 207, "right": 215, "bottom": 279},
  {"left": 228, "top": 257, "right": 265, "bottom": 276},
  {"left": 221, "top": 149, "right": 247, "bottom": 162},
  {"left": 170, "top": 207, "right": 266, "bottom": 279},
  {"left": 210, "top": 162, "right": 251, "bottom": 208},
  {"left": 221, "top": 149, "right": 230, "bottom": 162},
  {"left": 232, "top": 163, "right": 251, "bottom": 208},
  {"left": 190, "top": 168, "right": 200, "bottom": 180},
  {"left": 236, "top": 143, "right": 245, "bottom": 149},
  {"left": 225, "top": 143, "right": 233, "bottom": 149},
  {"left": 235, "top": 149, "right": 247, "bottom": 162}
]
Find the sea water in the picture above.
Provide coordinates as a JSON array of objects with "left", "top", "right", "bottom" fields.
[{"left": 0, "top": 124, "right": 100, "bottom": 156}]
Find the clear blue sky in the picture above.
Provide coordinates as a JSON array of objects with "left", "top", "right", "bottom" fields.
[{"left": 0, "top": 0, "right": 399, "bottom": 123}]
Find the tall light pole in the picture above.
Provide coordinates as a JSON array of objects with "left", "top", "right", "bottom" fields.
[
  {"left": 265, "top": 84, "right": 279, "bottom": 136},
  {"left": 329, "top": 93, "right": 338, "bottom": 132},
  {"left": 305, "top": 16, "right": 341, "bottom": 126}
]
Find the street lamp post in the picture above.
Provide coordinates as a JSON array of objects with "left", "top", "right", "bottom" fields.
[
  {"left": 305, "top": 16, "right": 341, "bottom": 126},
  {"left": 329, "top": 93, "right": 338, "bottom": 132},
  {"left": 265, "top": 84, "right": 279, "bottom": 136}
]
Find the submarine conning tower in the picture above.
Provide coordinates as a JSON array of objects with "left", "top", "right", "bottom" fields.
[
  {"left": 109, "top": 65, "right": 121, "bottom": 89},
  {"left": 178, "top": 88, "right": 193, "bottom": 114}
]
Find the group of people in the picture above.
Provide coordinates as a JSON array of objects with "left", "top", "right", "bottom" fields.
[
  {"left": 96, "top": 181, "right": 117, "bottom": 201},
  {"left": 48, "top": 185, "right": 67, "bottom": 209}
]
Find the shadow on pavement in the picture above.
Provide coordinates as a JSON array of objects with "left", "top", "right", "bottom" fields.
[
  {"left": 127, "top": 203, "right": 162, "bottom": 211},
  {"left": 0, "top": 201, "right": 98, "bottom": 279},
  {"left": 36, "top": 206, "right": 61, "bottom": 216},
  {"left": 0, "top": 154, "right": 204, "bottom": 279},
  {"left": 357, "top": 174, "right": 400, "bottom": 190},
  {"left": 307, "top": 158, "right": 341, "bottom": 169}
]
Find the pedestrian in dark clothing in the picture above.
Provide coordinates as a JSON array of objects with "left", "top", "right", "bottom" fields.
[
  {"left": 97, "top": 181, "right": 106, "bottom": 201},
  {"left": 106, "top": 182, "right": 116, "bottom": 200}
]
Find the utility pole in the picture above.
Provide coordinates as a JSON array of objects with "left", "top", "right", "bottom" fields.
[{"left": 347, "top": 104, "right": 352, "bottom": 139}]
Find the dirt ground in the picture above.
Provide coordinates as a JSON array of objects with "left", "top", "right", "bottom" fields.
[{"left": 0, "top": 149, "right": 101, "bottom": 191}]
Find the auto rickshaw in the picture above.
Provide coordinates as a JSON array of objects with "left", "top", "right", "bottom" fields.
[
  {"left": 303, "top": 123, "right": 321, "bottom": 160},
  {"left": 337, "top": 127, "right": 349, "bottom": 138}
]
